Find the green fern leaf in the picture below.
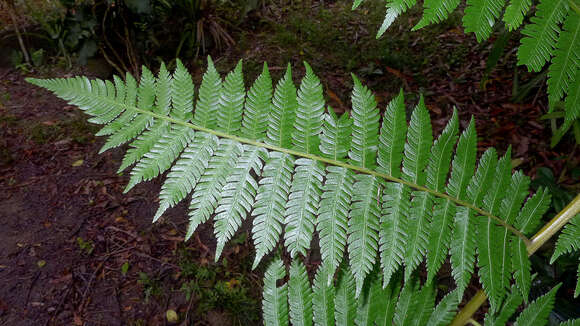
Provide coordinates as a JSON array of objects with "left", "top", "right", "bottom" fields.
[
  {"left": 252, "top": 152, "right": 294, "bottom": 269},
  {"left": 349, "top": 74, "right": 380, "bottom": 169},
  {"left": 117, "top": 121, "right": 170, "bottom": 172},
  {"left": 374, "top": 271, "right": 402, "bottom": 326},
  {"left": 394, "top": 279, "right": 434, "bottom": 326},
  {"left": 348, "top": 174, "right": 381, "bottom": 297},
  {"left": 194, "top": 56, "right": 222, "bottom": 129},
  {"left": 377, "top": 0, "right": 417, "bottom": 37},
  {"left": 293, "top": 62, "right": 325, "bottom": 155},
  {"left": 511, "top": 237, "right": 530, "bottom": 302},
  {"left": 566, "top": 70, "right": 580, "bottom": 123},
  {"left": 484, "top": 282, "right": 523, "bottom": 325},
  {"left": 354, "top": 269, "right": 381, "bottom": 326},
  {"left": 425, "top": 111, "right": 459, "bottom": 282},
  {"left": 426, "top": 290, "right": 461, "bottom": 326},
  {"left": 320, "top": 109, "right": 352, "bottom": 161},
  {"left": 517, "top": 0, "right": 569, "bottom": 72},
  {"left": 551, "top": 213, "right": 580, "bottom": 263},
  {"left": 313, "top": 264, "right": 335, "bottom": 326},
  {"left": 560, "top": 319, "right": 580, "bottom": 326},
  {"left": 284, "top": 158, "right": 324, "bottom": 258},
  {"left": 171, "top": 59, "right": 194, "bottom": 121},
  {"left": 154, "top": 62, "right": 173, "bottom": 116},
  {"left": 402, "top": 96, "right": 432, "bottom": 185},
  {"left": 241, "top": 62, "right": 273, "bottom": 141},
  {"left": 515, "top": 283, "right": 562, "bottom": 326},
  {"left": 95, "top": 73, "right": 138, "bottom": 136},
  {"left": 377, "top": 89, "right": 406, "bottom": 178},
  {"left": 515, "top": 187, "right": 552, "bottom": 235},
  {"left": 214, "top": 145, "right": 267, "bottom": 260},
  {"left": 317, "top": 166, "right": 354, "bottom": 283},
  {"left": 288, "top": 260, "right": 314, "bottom": 326},
  {"left": 413, "top": 0, "right": 461, "bottom": 30},
  {"left": 218, "top": 60, "right": 245, "bottom": 134},
  {"left": 463, "top": 0, "right": 506, "bottom": 42},
  {"left": 404, "top": 190, "right": 432, "bottom": 280},
  {"left": 267, "top": 64, "right": 298, "bottom": 148},
  {"left": 335, "top": 265, "right": 357, "bottom": 326},
  {"left": 186, "top": 139, "right": 243, "bottom": 239},
  {"left": 380, "top": 182, "right": 410, "bottom": 287},
  {"left": 576, "top": 263, "right": 580, "bottom": 298},
  {"left": 153, "top": 133, "right": 218, "bottom": 222},
  {"left": 548, "top": 13, "right": 580, "bottom": 107},
  {"left": 503, "top": 0, "right": 532, "bottom": 31},
  {"left": 263, "top": 258, "right": 289, "bottom": 326}
]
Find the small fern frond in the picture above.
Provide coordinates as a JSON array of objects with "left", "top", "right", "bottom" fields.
[
  {"left": 288, "top": 260, "right": 314, "bottom": 326},
  {"left": 377, "top": 0, "right": 417, "bottom": 37},
  {"left": 317, "top": 166, "right": 354, "bottom": 283},
  {"left": 517, "top": 0, "right": 569, "bottom": 72},
  {"left": 413, "top": 0, "right": 461, "bottom": 30},
  {"left": 484, "top": 283, "right": 523, "bottom": 325},
  {"left": 320, "top": 109, "right": 352, "bottom": 161},
  {"left": 514, "top": 283, "right": 561, "bottom": 325},
  {"left": 293, "top": 62, "right": 325, "bottom": 155},
  {"left": 463, "top": 0, "right": 506, "bottom": 42},
  {"left": 267, "top": 64, "right": 298, "bottom": 149},
  {"left": 241, "top": 62, "right": 273, "bottom": 141},
  {"left": 349, "top": 75, "right": 380, "bottom": 170},
  {"left": 503, "top": 0, "right": 532, "bottom": 30},
  {"left": 426, "top": 289, "right": 461, "bottom": 326},
  {"left": 263, "top": 258, "right": 289, "bottom": 326},
  {"left": 313, "top": 264, "right": 335, "bottom": 326},
  {"left": 194, "top": 56, "right": 222, "bottom": 129},
  {"left": 252, "top": 152, "right": 294, "bottom": 269},
  {"left": 551, "top": 213, "right": 580, "bottom": 263}
]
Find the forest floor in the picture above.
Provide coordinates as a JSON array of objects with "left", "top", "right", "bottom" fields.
[{"left": 1, "top": 1, "right": 579, "bottom": 326}]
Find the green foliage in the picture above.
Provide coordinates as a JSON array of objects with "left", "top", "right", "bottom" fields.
[
  {"left": 29, "top": 57, "right": 564, "bottom": 324},
  {"left": 551, "top": 213, "right": 580, "bottom": 297}
]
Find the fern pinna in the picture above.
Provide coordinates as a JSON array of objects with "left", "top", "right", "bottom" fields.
[{"left": 29, "top": 57, "right": 563, "bottom": 324}]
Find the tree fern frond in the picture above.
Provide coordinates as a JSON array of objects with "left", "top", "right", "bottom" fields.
[
  {"left": 241, "top": 62, "right": 273, "bottom": 141},
  {"left": 348, "top": 174, "right": 381, "bottom": 297},
  {"left": 284, "top": 158, "right": 324, "bottom": 258},
  {"left": 377, "top": 0, "right": 417, "bottom": 37},
  {"left": 214, "top": 145, "right": 267, "bottom": 260},
  {"left": 517, "top": 0, "right": 569, "bottom": 72},
  {"left": 349, "top": 74, "right": 380, "bottom": 170},
  {"left": 153, "top": 133, "right": 218, "bottom": 222},
  {"left": 335, "top": 265, "right": 357, "bottom": 326},
  {"left": 548, "top": 13, "right": 580, "bottom": 107},
  {"left": 95, "top": 73, "right": 138, "bottom": 137},
  {"left": 263, "top": 258, "right": 289, "bottom": 326},
  {"left": 463, "top": 0, "right": 506, "bottom": 42},
  {"left": 292, "top": 62, "right": 325, "bottom": 155},
  {"left": 503, "top": 0, "right": 532, "bottom": 30},
  {"left": 514, "top": 283, "right": 562, "bottom": 326},
  {"left": 117, "top": 121, "right": 170, "bottom": 173},
  {"left": 320, "top": 109, "right": 352, "bottom": 161},
  {"left": 317, "top": 166, "right": 354, "bottom": 283},
  {"left": 194, "top": 56, "right": 222, "bottom": 129},
  {"left": 267, "top": 64, "right": 298, "bottom": 148},
  {"left": 288, "top": 259, "right": 314, "bottom": 326},
  {"left": 426, "top": 289, "right": 461, "bottom": 326},
  {"left": 551, "top": 213, "right": 580, "bottom": 263},
  {"left": 186, "top": 139, "right": 243, "bottom": 240},
  {"left": 484, "top": 283, "right": 523, "bottom": 325},
  {"left": 413, "top": 0, "right": 461, "bottom": 30},
  {"left": 252, "top": 152, "right": 294, "bottom": 269},
  {"left": 313, "top": 264, "right": 335, "bottom": 326},
  {"left": 217, "top": 60, "right": 245, "bottom": 135},
  {"left": 171, "top": 59, "right": 194, "bottom": 121},
  {"left": 378, "top": 89, "right": 406, "bottom": 178}
]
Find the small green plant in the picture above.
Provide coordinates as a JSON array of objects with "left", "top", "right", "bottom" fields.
[
  {"left": 76, "top": 237, "right": 94, "bottom": 255},
  {"left": 138, "top": 272, "right": 164, "bottom": 302}
]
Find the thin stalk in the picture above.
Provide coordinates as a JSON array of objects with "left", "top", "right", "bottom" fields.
[
  {"left": 450, "top": 193, "right": 580, "bottom": 326},
  {"left": 73, "top": 93, "right": 530, "bottom": 243}
]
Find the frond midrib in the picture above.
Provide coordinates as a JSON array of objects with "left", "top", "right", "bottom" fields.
[{"left": 70, "top": 86, "right": 530, "bottom": 243}]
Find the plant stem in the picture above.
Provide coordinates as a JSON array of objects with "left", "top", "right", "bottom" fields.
[{"left": 450, "top": 193, "right": 580, "bottom": 325}]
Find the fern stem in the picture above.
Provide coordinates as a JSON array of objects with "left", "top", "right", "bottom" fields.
[
  {"left": 450, "top": 193, "right": 580, "bottom": 326},
  {"left": 121, "top": 104, "right": 531, "bottom": 243}
]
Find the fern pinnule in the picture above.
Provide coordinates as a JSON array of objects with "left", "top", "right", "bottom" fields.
[
  {"left": 217, "top": 60, "right": 245, "bottom": 134},
  {"left": 320, "top": 109, "right": 352, "bottom": 161},
  {"left": 463, "top": 0, "right": 506, "bottom": 42},
  {"left": 194, "top": 56, "right": 222, "bottom": 129},
  {"left": 426, "top": 289, "right": 461, "bottom": 326},
  {"left": 502, "top": 0, "right": 532, "bottom": 31},
  {"left": 267, "top": 64, "right": 298, "bottom": 149},
  {"left": 514, "top": 283, "right": 561, "bottom": 325},
  {"left": 377, "top": 89, "right": 406, "bottom": 178},
  {"left": 95, "top": 73, "right": 138, "bottom": 137},
  {"left": 262, "top": 258, "right": 289, "bottom": 326},
  {"left": 313, "top": 264, "right": 336, "bottom": 326},
  {"left": 334, "top": 265, "right": 357, "bottom": 326},
  {"left": 293, "top": 62, "right": 325, "bottom": 155},
  {"left": 241, "top": 62, "right": 273, "bottom": 141},
  {"left": 551, "top": 213, "right": 580, "bottom": 263},
  {"left": 349, "top": 74, "right": 380, "bottom": 170},
  {"left": 288, "top": 259, "right": 314, "bottom": 326}
]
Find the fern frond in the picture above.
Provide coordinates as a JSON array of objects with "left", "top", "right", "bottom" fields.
[
  {"left": 377, "top": 0, "right": 417, "bottom": 37},
  {"left": 263, "top": 258, "right": 289, "bottom": 326},
  {"left": 349, "top": 75, "right": 380, "bottom": 169},
  {"left": 484, "top": 283, "right": 523, "bottom": 325},
  {"left": 402, "top": 96, "right": 433, "bottom": 185},
  {"left": 217, "top": 60, "right": 245, "bottom": 134},
  {"left": 463, "top": 0, "right": 506, "bottom": 42},
  {"left": 241, "top": 62, "right": 273, "bottom": 141},
  {"left": 565, "top": 69, "right": 580, "bottom": 123},
  {"left": 288, "top": 259, "right": 314, "bottom": 326},
  {"left": 117, "top": 121, "right": 170, "bottom": 172},
  {"left": 354, "top": 269, "right": 383, "bottom": 326},
  {"left": 193, "top": 56, "right": 222, "bottom": 129},
  {"left": 551, "top": 213, "right": 580, "bottom": 263},
  {"left": 377, "top": 89, "right": 406, "bottom": 177},
  {"left": 313, "top": 264, "right": 335, "bottom": 326},
  {"left": 560, "top": 319, "right": 580, "bottom": 326},
  {"left": 413, "top": 0, "right": 461, "bottom": 30},
  {"left": 503, "top": 0, "right": 532, "bottom": 31},
  {"left": 317, "top": 166, "right": 354, "bottom": 283},
  {"left": 320, "top": 109, "right": 352, "bottom": 161},
  {"left": 515, "top": 187, "right": 552, "bottom": 235},
  {"left": 334, "top": 265, "right": 357, "bottom": 326},
  {"left": 284, "top": 158, "right": 324, "bottom": 258},
  {"left": 95, "top": 73, "right": 138, "bottom": 137},
  {"left": 186, "top": 139, "right": 242, "bottom": 239},
  {"left": 517, "top": 0, "right": 569, "bottom": 72},
  {"left": 252, "top": 152, "right": 294, "bottom": 269},
  {"left": 214, "top": 145, "right": 267, "bottom": 260},
  {"left": 394, "top": 279, "right": 435, "bottom": 326},
  {"left": 514, "top": 283, "right": 561, "bottom": 326},
  {"left": 170, "top": 59, "right": 194, "bottom": 121},
  {"left": 548, "top": 13, "right": 580, "bottom": 107},
  {"left": 374, "top": 271, "right": 401, "bottom": 326},
  {"left": 292, "top": 62, "right": 325, "bottom": 155},
  {"left": 426, "top": 289, "right": 461, "bottom": 326},
  {"left": 267, "top": 64, "right": 298, "bottom": 148},
  {"left": 348, "top": 174, "right": 381, "bottom": 296}
]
